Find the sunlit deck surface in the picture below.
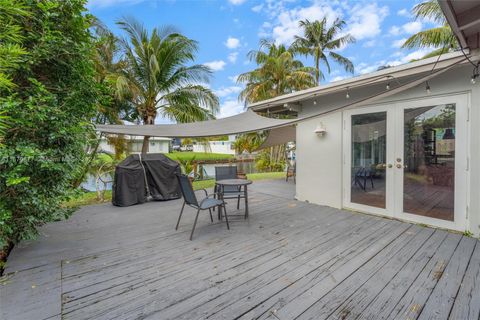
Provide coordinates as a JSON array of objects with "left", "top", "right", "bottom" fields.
[{"left": 1, "top": 179, "right": 480, "bottom": 320}]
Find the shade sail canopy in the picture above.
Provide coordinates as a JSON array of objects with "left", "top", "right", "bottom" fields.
[
  {"left": 96, "top": 55, "right": 464, "bottom": 149},
  {"left": 96, "top": 109, "right": 298, "bottom": 138}
]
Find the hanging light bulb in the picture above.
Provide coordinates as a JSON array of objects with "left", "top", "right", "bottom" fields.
[
  {"left": 425, "top": 81, "right": 431, "bottom": 94},
  {"left": 345, "top": 87, "right": 350, "bottom": 99},
  {"left": 386, "top": 82, "right": 390, "bottom": 90},
  {"left": 313, "top": 100, "right": 317, "bottom": 105},
  {"left": 472, "top": 65, "right": 479, "bottom": 84}
]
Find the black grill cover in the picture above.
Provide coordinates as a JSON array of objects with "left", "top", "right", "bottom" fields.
[{"left": 112, "top": 154, "right": 181, "bottom": 207}]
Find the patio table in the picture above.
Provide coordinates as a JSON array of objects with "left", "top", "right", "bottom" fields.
[{"left": 216, "top": 179, "right": 252, "bottom": 219}]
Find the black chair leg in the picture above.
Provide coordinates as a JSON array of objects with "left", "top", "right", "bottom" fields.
[
  {"left": 209, "top": 208, "right": 213, "bottom": 222},
  {"left": 212, "top": 186, "right": 216, "bottom": 212},
  {"left": 223, "top": 204, "right": 230, "bottom": 230},
  {"left": 176, "top": 201, "right": 185, "bottom": 230},
  {"left": 237, "top": 195, "right": 240, "bottom": 210},
  {"left": 190, "top": 208, "right": 201, "bottom": 240}
]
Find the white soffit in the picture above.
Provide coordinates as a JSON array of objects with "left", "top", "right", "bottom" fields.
[{"left": 439, "top": 0, "right": 480, "bottom": 50}]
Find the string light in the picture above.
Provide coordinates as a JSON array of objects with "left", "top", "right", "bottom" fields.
[
  {"left": 386, "top": 82, "right": 390, "bottom": 90},
  {"left": 313, "top": 100, "right": 317, "bottom": 105},
  {"left": 471, "top": 64, "right": 479, "bottom": 84},
  {"left": 425, "top": 81, "right": 431, "bottom": 94},
  {"left": 345, "top": 87, "right": 350, "bottom": 99}
]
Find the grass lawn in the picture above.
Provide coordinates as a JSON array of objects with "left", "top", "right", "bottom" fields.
[
  {"left": 64, "top": 172, "right": 285, "bottom": 208},
  {"left": 165, "top": 152, "right": 234, "bottom": 162}
]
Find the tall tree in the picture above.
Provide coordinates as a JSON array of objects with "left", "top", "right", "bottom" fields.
[
  {"left": 0, "top": 0, "right": 29, "bottom": 91},
  {"left": 292, "top": 18, "right": 355, "bottom": 85},
  {"left": 402, "top": 0, "right": 457, "bottom": 56},
  {"left": 237, "top": 39, "right": 315, "bottom": 104},
  {"left": 0, "top": 0, "right": 99, "bottom": 248},
  {"left": 116, "top": 17, "right": 219, "bottom": 153}
]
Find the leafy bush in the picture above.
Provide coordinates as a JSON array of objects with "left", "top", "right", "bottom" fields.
[
  {"left": 0, "top": 0, "right": 98, "bottom": 248},
  {"left": 255, "top": 150, "right": 285, "bottom": 172}
]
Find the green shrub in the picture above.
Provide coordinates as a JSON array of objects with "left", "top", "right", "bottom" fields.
[
  {"left": 0, "top": 0, "right": 98, "bottom": 248},
  {"left": 255, "top": 150, "right": 285, "bottom": 172}
]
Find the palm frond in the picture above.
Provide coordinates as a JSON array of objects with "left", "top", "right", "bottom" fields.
[
  {"left": 402, "top": 26, "right": 455, "bottom": 49},
  {"left": 412, "top": 0, "right": 445, "bottom": 24}
]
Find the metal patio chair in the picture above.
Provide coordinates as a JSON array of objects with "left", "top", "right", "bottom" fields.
[
  {"left": 175, "top": 174, "right": 229, "bottom": 240},
  {"left": 214, "top": 166, "right": 243, "bottom": 210}
]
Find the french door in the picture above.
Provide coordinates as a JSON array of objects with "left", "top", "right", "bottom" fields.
[{"left": 343, "top": 94, "right": 469, "bottom": 231}]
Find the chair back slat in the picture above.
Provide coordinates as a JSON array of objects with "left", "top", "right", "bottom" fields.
[
  {"left": 176, "top": 174, "right": 199, "bottom": 207},
  {"left": 215, "top": 166, "right": 237, "bottom": 181}
]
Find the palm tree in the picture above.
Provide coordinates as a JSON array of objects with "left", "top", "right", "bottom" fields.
[
  {"left": 0, "top": 1, "right": 29, "bottom": 91},
  {"left": 292, "top": 18, "right": 355, "bottom": 85},
  {"left": 402, "top": 0, "right": 457, "bottom": 56},
  {"left": 237, "top": 39, "right": 316, "bottom": 104},
  {"left": 116, "top": 17, "right": 219, "bottom": 153}
]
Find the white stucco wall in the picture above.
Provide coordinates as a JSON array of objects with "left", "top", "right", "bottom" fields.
[
  {"left": 193, "top": 141, "right": 235, "bottom": 154},
  {"left": 295, "top": 64, "right": 480, "bottom": 235},
  {"left": 296, "top": 112, "right": 343, "bottom": 208}
]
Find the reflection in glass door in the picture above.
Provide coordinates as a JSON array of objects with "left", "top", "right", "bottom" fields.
[
  {"left": 403, "top": 104, "right": 456, "bottom": 221},
  {"left": 351, "top": 112, "right": 387, "bottom": 209}
]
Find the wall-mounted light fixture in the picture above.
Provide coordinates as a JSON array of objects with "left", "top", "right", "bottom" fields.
[{"left": 314, "top": 123, "right": 326, "bottom": 137}]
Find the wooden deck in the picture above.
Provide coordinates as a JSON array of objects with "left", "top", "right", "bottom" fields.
[{"left": 1, "top": 179, "right": 480, "bottom": 320}]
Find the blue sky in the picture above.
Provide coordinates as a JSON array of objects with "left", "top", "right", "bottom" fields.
[{"left": 88, "top": 0, "right": 438, "bottom": 122}]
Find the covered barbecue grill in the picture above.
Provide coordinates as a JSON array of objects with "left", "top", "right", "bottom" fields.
[{"left": 112, "top": 153, "right": 181, "bottom": 207}]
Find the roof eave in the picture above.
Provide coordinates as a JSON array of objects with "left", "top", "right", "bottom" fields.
[{"left": 248, "top": 51, "right": 465, "bottom": 112}]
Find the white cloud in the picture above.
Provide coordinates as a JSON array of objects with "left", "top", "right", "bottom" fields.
[
  {"left": 270, "top": 3, "right": 341, "bottom": 45},
  {"left": 331, "top": 76, "right": 347, "bottom": 82},
  {"left": 228, "top": 0, "right": 246, "bottom": 5},
  {"left": 389, "top": 25, "right": 401, "bottom": 36},
  {"left": 225, "top": 37, "right": 240, "bottom": 49},
  {"left": 219, "top": 99, "right": 245, "bottom": 118},
  {"left": 392, "top": 38, "right": 407, "bottom": 48},
  {"left": 346, "top": 3, "right": 389, "bottom": 40},
  {"left": 386, "top": 48, "right": 431, "bottom": 66},
  {"left": 252, "top": 4, "right": 263, "bottom": 12},
  {"left": 214, "top": 86, "right": 242, "bottom": 98},
  {"left": 204, "top": 60, "right": 226, "bottom": 71},
  {"left": 403, "top": 21, "right": 422, "bottom": 34},
  {"left": 356, "top": 48, "right": 432, "bottom": 76},
  {"left": 363, "top": 40, "right": 376, "bottom": 48},
  {"left": 228, "top": 52, "right": 238, "bottom": 63},
  {"left": 228, "top": 75, "right": 239, "bottom": 83},
  {"left": 397, "top": 8, "right": 410, "bottom": 17},
  {"left": 389, "top": 21, "right": 423, "bottom": 36}
]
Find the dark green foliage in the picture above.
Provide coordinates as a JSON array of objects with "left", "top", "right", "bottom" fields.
[{"left": 0, "top": 0, "right": 98, "bottom": 247}]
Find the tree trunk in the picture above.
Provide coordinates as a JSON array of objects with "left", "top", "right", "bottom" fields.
[
  {"left": 141, "top": 136, "right": 150, "bottom": 154},
  {"left": 141, "top": 114, "right": 155, "bottom": 154}
]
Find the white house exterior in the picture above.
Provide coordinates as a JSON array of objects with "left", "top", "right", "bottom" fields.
[
  {"left": 99, "top": 136, "right": 171, "bottom": 154},
  {"left": 192, "top": 135, "right": 236, "bottom": 155},
  {"left": 251, "top": 52, "right": 480, "bottom": 236}
]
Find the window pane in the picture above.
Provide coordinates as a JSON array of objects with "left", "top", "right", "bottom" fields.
[
  {"left": 351, "top": 112, "right": 387, "bottom": 209},
  {"left": 403, "top": 104, "right": 455, "bottom": 221}
]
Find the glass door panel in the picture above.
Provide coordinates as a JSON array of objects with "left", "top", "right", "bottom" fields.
[
  {"left": 403, "top": 104, "right": 456, "bottom": 221},
  {"left": 351, "top": 112, "right": 387, "bottom": 209}
]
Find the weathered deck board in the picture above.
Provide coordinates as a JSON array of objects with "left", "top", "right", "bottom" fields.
[{"left": 1, "top": 179, "right": 479, "bottom": 320}]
